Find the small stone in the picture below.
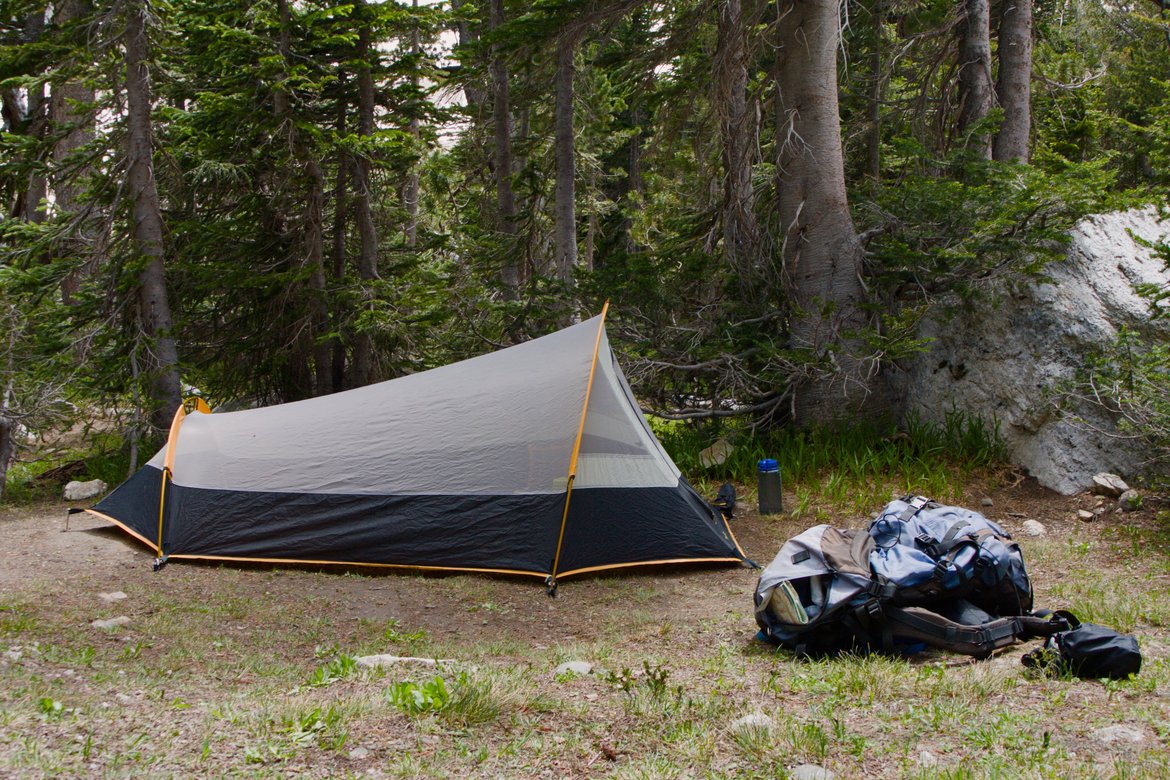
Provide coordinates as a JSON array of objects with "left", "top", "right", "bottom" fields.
[
  {"left": 64, "top": 479, "right": 108, "bottom": 501},
  {"left": 790, "top": 765, "right": 835, "bottom": 780},
  {"left": 3, "top": 649, "right": 22, "bottom": 663},
  {"left": 1119, "top": 489, "right": 1142, "bottom": 512},
  {"left": 1077, "top": 510, "right": 1095, "bottom": 522},
  {"left": 99, "top": 591, "right": 128, "bottom": 603},
  {"left": 730, "top": 712, "right": 773, "bottom": 732},
  {"left": 1091, "top": 473, "right": 1129, "bottom": 498},
  {"left": 699, "top": 438, "right": 734, "bottom": 469},
  {"left": 981, "top": 497, "right": 994, "bottom": 507},
  {"left": 1093, "top": 725, "right": 1145, "bottom": 744},
  {"left": 355, "top": 654, "right": 448, "bottom": 668},
  {"left": 91, "top": 616, "right": 131, "bottom": 630},
  {"left": 1021, "top": 519, "right": 1047, "bottom": 537},
  {"left": 554, "top": 661, "right": 593, "bottom": 677},
  {"left": 348, "top": 747, "right": 370, "bottom": 760},
  {"left": 917, "top": 750, "right": 938, "bottom": 767}
]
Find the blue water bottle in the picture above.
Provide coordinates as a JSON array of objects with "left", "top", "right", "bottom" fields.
[{"left": 758, "top": 458, "right": 782, "bottom": 515}]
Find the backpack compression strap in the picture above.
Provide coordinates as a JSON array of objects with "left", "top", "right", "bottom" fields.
[{"left": 884, "top": 606, "right": 1065, "bottom": 658}]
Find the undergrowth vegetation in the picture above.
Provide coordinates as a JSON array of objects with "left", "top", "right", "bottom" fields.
[{"left": 653, "top": 409, "right": 1008, "bottom": 515}]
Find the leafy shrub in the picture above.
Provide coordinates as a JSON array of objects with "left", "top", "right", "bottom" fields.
[{"left": 388, "top": 675, "right": 451, "bottom": 715}]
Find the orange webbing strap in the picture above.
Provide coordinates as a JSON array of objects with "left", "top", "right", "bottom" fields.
[
  {"left": 155, "top": 397, "right": 212, "bottom": 560},
  {"left": 548, "top": 303, "right": 609, "bottom": 593}
]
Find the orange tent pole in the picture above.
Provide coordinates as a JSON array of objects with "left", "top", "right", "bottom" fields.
[
  {"left": 155, "top": 397, "right": 211, "bottom": 562},
  {"left": 548, "top": 304, "right": 609, "bottom": 591}
]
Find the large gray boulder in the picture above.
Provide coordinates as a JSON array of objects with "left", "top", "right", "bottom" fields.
[{"left": 894, "top": 207, "right": 1170, "bottom": 495}]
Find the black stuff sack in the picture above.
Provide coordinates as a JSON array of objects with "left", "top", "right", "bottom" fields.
[
  {"left": 713, "top": 483, "right": 737, "bottom": 520},
  {"left": 1022, "top": 611, "right": 1142, "bottom": 680}
]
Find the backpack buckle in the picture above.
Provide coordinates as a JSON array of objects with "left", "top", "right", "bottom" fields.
[
  {"left": 916, "top": 533, "right": 941, "bottom": 558},
  {"left": 933, "top": 559, "right": 952, "bottom": 581}
]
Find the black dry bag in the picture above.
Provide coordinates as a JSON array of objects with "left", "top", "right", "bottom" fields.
[{"left": 1022, "top": 611, "right": 1142, "bottom": 680}]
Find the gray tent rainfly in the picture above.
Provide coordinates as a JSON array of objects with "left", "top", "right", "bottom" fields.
[{"left": 88, "top": 308, "right": 750, "bottom": 586}]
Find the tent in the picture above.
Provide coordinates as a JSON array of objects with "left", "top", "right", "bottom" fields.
[{"left": 88, "top": 309, "right": 749, "bottom": 585}]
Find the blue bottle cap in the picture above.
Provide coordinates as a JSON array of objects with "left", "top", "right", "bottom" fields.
[{"left": 758, "top": 458, "right": 779, "bottom": 473}]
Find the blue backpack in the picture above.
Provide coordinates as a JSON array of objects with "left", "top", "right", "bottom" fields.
[{"left": 755, "top": 496, "right": 1056, "bottom": 657}]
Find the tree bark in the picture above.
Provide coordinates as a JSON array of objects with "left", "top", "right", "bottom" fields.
[
  {"left": 0, "top": 413, "right": 14, "bottom": 501},
  {"left": 124, "top": 0, "right": 182, "bottom": 434},
  {"left": 21, "top": 9, "right": 47, "bottom": 224},
  {"left": 993, "top": 0, "right": 1032, "bottom": 162},
  {"left": 351, "top": 3, "right": 380, "bottom": 387},
  {"left": 956, "top": 0, "right": 994, "bottom": 158},
  {"left": 403, "top": 0, "right": 421, "bottom": 249},
  {"left": 553, "top": 36, "right": 577, "bottom": 285},
  {"left": 0, "top": 362, "right": 15, "bottom": 500},
  {"left": 716, "top": 0, "right": 758, "bottom": 273},
  {"left": 775, "top": 0, "right": 880, "bottom": 425},
  {"left": 865, "top": 0, "right": 885, "bottom": 179},
  {"left": 331, "top": 74, "right": 349, "bottom": 393},
  {"left": 53, "top": 0, "right": 97, "bottom": 304},
  {"left": 490, "top": 0, "right": 520, "bottom": 294},
  {"left": 276, "top": 0, "right": 332, "bottom": 396},
  {"left": 451, "top": 0, "right": 486, "bottom": 114}
]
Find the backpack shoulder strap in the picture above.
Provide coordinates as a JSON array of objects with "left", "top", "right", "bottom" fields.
[{"left": 884, "top": 606, "right": 1063, "bottom": 658}]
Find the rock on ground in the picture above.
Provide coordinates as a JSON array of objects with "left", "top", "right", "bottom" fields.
[
  {"left": 1092, "top": 473, "right": 1130, "bottom": 498},
  {"left": 1022, "top": 519, "right": 1047, "bottom": 537},
  {"left": 1094, "top": 725, "right": 1146, "bottom": 744},
  {"left": 64, "top": 479, "right": 108, "bottom": 501},
  {"left": 91, "top": 616, "right": 131, "bottom": 630},
  {"left": 892, "top": 208, "right": 1170, "bottom": 495},
  {"left": 730, "top": 712, "right": 773, "bottom": 732},
  {"left": 355, "top": 654, "right": 451, "bottom": 668},
  {"left": 790, "top": 765, "right": 835, "bottom": 780},
  {"left": 554, "top": 661, "right": 593, "bottom": 677},
  {"left": 699, "top": 439, "right": 734, "bottom": 469},
  {"left": 1119, "top": 489, "right": 1143, "bottom": 512},
  {"left": 98, "top": 591, "right": 128, "bottom": 603}
]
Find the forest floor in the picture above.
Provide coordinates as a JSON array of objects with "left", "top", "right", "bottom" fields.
[{"left": 1, "top": 480, "right": 1169, "bottom": 779}]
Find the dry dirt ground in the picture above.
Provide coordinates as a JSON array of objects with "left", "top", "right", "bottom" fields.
[{"left": 1, "top": 481, "right": 1169, "bottom": 778}]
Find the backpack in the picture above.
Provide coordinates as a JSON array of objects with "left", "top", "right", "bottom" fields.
[{"left": 754, "top": 496, "right": 1056, "bottom": 658}]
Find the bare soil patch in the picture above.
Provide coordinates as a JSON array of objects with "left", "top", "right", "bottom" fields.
[{"left": 1, "top": 482, "right": 1168, "bottom": 778}]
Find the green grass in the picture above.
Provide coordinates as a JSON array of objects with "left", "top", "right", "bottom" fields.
[{"left": 652, "top": 409, "right": 1007, "bottom": 511}]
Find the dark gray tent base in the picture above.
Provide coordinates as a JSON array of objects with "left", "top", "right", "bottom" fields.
[{"left": 91, "top": 465, "right": 746, "bottom": 579}]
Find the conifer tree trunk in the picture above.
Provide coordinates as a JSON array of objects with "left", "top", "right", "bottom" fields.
[
  {"left": 351, "top": 4, "right": 380, "bottom": 387},
  {"left": 124, "top": 0, "right": 182, "bottom": 433},
  {"left": 403, "top": 0, "right": 421, "bottom": 249},
  {"left": 331, "top": 75, "right": 349, "bottom": 393},
  {"left": 956, "top": 0, "right": 994, "bottom": 158},
  {"left": 716, "top": 0, "right": 757, "bottom": 272},
  {"left": 53, "top": 0, "right": 97, "bottom": 304},
  {"left": 0, "top": 355, "right": 15, "bottom": 500},
  {"left": 490, "top": 0, "right": 520, "bottom": 293},
  {"left": 865, "top": 0, "right": 885, "bottom": 179},
  {"left": 451, "top": 0, "right": 486, "bottom": 113},
  {"left": 21, "top": 9, "right": 46, "bottom": 224},
  {"left": 275, "top": 0, "right": 332, "bottom": 395},
  {"left": 993, "top": 0, "right": 1032, "bottom": 162},
  {"left": 553, "top": 36, "right": 577, "bottom": 285},
  {"left": 776, "top": 0, "right": 880, "bottom": 424}
]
